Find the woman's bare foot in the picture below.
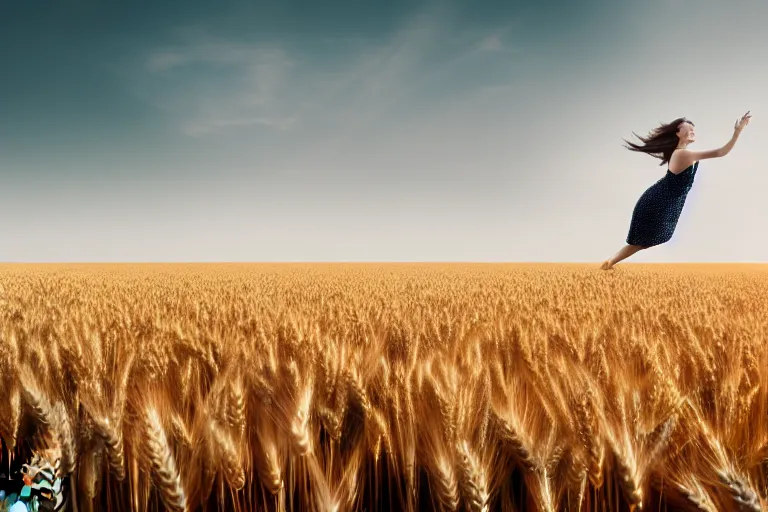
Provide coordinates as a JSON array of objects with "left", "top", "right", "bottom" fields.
[{"left": 602, "top": 244, "right": 645, "bottom": 270}]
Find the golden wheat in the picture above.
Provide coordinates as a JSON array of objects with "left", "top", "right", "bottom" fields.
[{"left": 1, "top": 262, "right": 768, "bottom": 511}]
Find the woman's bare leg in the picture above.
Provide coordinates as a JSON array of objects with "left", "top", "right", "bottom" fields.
[{"left": 600, "top": 244, "right": 646, "bottom": 270}]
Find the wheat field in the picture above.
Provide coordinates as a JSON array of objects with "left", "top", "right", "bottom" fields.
[{"left": 1, "top": 263, "right": 767, "bottom": 512}]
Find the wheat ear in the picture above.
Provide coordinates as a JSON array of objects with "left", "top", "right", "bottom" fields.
[
  {"left": 142, "top": 406, "right": 187, "bottom": 512},
  {"left": 207, "top": 419, "right": 246, "bottom": 490},
  {"left": 456, "top": 440, "right": 489, "bottom": 512},
  {"left": 675, "top": 476, "right": 717, "bottom": 512},
  {"left": 715, "top": 468, "right": 761, "bottom": 512},
  {"left": 433, "top": 453, "right": 460, "bottom": 511},
  {"left": 90, "top": 413, "right": 126, "bottom": 480}
]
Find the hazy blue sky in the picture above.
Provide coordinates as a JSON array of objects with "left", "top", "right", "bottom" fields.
[{"left": 2, "top": 0, "right": 767, "bottom": 262}]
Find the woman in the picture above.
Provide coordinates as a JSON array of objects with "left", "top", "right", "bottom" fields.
[{"left": 600, "top": 111, "right": 752, "bottom": 270}]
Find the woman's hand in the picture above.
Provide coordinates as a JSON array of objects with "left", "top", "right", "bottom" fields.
[{"left": 734, "top": 110, "right": 752, "bottom": 132}]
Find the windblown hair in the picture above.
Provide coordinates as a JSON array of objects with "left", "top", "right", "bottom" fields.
[{"left": 623, "top": 117, "right": 693, "bottom": 167}]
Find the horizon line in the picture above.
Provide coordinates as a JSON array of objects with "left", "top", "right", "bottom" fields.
[{"left": 0, "top": 261, "right": 766, "bottom": 265}]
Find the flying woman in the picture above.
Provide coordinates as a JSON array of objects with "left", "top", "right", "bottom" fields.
[{"left": 600, "top": 111, "right": 752, "bottom": 270}]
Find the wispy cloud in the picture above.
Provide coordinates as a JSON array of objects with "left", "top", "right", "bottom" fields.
[
  {"left": 143, "top": 35, "right": 295, "bottom": 135},
  {"left": 480, "top": 35, "right": 504, "bottom": 52},
  {"left": 140, "top": 4, "right": 520, "bottom": 140},
  {"left": 182, "top": 116, "right": 296, "bottom": 137}
]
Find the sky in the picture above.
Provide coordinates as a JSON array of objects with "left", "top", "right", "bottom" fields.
[{"left": 2, "top": 0, "right": 767, "bottom": 263}]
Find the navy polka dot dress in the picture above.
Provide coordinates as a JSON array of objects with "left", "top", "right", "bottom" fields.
[{"left": 626, "top": 161, "right": 699, "bottom": 247}]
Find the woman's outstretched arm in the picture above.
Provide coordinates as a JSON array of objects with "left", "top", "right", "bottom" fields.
[{"left": 674, "top": 111, "right": 751, "bottom": 167}]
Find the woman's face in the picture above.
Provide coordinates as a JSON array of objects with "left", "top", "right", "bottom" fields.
[{"left": 677, "top": 121, "right": 696, "bottom": 144}]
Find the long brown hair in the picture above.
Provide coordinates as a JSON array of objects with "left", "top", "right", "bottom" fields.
[{"left": 622, "top": 117, "right": 693, "bottom": 166}]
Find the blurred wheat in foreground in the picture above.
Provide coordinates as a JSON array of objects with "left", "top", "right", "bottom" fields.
[{"left": 1, "top": 263, "right": 768, "bottom": 512}]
